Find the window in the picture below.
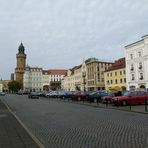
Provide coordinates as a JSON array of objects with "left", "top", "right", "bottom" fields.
[
  {"left": 107, "top": 80, "right": 110, "bottom": 85},
  {"left": 111, "top": 80, "right": 113, "bottom": 84},
  {"left": 124, "top": 78, "right": 126, "bottom": 83},
  {"left": 115, "top": 79, "right": 118, "bottom": 84},
  {"left": 139, "top": 62, "right": 142, "bottom": 69},
  {"left": 138, "top": 51, "right": 142, "bottom": 57},
  {"left": 140, "top": 73, "right": 143, "bottom": 80},
  {"left": 115, "top": 72, "right": 117, "bottom": 76},
  {"left": 101, "top": 63, "right": 103, "bottom": 68},
  {"left": 130, "top": 54, "right": 133, "bottom": 59},
  {"left": 124, "top": 70, "right": 126, "bottom": 75},
  {"left": 110, "top": 73, "right": 112, "bottom": 77},
  {"left": 131, "top": 64, "right": 134, "bottom": 71},
  {"left": 120, "top": 79, "right": 122, "bottom": 83},
  {"left": 131, "top": 74, "right": 135, "bottom": 80},
  {"left": 120, "top": 71, "right": 122, "bottom": 75}
]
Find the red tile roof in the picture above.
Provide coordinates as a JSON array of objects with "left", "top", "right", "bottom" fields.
[
  {"left": 43, "top": 69, "right": 67, "bottom": 75},
  {"left": 105, "top": 57, "right": 126, "bottom": 72}
]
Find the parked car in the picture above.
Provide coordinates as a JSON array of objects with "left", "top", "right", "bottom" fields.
[
  {"left": 0, "top": 92, "right": 6, "bottom": 96},
  {"left": 112, "top": 91, "right": 148, "bottom": 106},
  {"left": 88, "top": 91, "right": 108, "bottom": 103},
  {"left": 45, "top": 91, "right": 58, "bottom": 98},
  {"left": 58, "top": 91, "right": 71, "bottom": 99},
  {"left": 102, "top": 91, "right": 122, "bottom": 103},
  {"left": 17, "top": 90, "right": 29, "bottom": 95},
  {"left": 37, "top": 92, "right": 46, "bottom": 97},
  {"left": 70, "top": 91, "right": 82, "bottom": 101},
  {"left": 28, "top": 92, "right": 39, "bottom": 99}
]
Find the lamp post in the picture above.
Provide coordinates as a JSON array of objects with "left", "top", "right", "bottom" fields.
[{"left": 82, "top": 72, "right": 86, "bottom": 91}]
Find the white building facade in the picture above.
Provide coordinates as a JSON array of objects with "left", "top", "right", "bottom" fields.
[
  {"left": 42, "top": 70, "right": 67, "bottom": 91},
  {"left": 125, "top": 35, "right": 148, "bottom": 90},
  {"left": 23, "top": 66, "right": 43, "bottom": 92}
]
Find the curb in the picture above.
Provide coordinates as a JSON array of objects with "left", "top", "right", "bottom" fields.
[{"left": 1, "top": 99, "right": 46, "bottom": 148}]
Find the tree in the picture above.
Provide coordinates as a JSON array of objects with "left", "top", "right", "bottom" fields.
[{"left": 8, "top": 81, "right": 21, "bottom": 92}]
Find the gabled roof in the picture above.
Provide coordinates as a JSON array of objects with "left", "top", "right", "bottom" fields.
[{"left": 43, "top": 69, "right": 67, "bottom": 75}]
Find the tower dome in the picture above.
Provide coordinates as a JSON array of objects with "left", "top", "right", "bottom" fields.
[{"left": 18, "top": 42, "right": 25, "bottom": 53}]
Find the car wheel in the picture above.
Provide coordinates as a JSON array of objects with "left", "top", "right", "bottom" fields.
[
  {"left": 122, "top": 100, "right": 127, "bottom": 106},
  {"left": 78, "top": 97, "right": 81, "bottom": 101},
  {"left": 94, "top": 98, "right": 97, "bottom": 103}
]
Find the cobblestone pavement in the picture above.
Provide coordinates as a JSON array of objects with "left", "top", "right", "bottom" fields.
[
  {"left": 0, "top": 99, "right": 39, "bottom": 148},
  {"left": 1, "top": 94, "right": 148, "bottom": 148}
]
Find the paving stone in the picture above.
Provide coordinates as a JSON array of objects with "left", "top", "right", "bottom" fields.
[
  {"left": 0, "top": 99, "right": 40, "bottom": 148},
  {"left": 1, "top": 95, "right": 148, "bottom": 148}
]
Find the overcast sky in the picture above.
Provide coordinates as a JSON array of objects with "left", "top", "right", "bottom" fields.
[{"left": 0, "top": 0, "right": 148, "bottom": 79}]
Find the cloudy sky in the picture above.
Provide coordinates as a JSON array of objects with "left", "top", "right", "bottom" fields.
[{"left": 0, "top": 0, "right": 148, "bottom": 79}]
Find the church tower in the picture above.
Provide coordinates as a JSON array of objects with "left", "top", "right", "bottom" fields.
[{"left": 15, "top": 43, "right": 26, "bottom": 87}]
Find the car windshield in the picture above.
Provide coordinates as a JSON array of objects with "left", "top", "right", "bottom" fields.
[
  {"left": 123, "top": 92, "right": 131, "bottom": 96},
  {"left": 108, "top": 93, "right": 114, "bottom": 96}
]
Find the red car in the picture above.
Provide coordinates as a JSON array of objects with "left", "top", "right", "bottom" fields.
[
  {"left": 102, "top": 91, "right": 122, "bottom": 103},
  {"left": 112, "top": 91, "right": 148, "bottom": 106}
]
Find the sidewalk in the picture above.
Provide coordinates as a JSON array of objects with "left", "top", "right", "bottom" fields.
[
  {"left": 78, "top": 101, "right": 148, "bottom": 114},
  {"left": 56, "top": 99, "right": 148, "bottom": 114},
  {"left": 0, "top": 99, "right": 40, "bottom": 148}
]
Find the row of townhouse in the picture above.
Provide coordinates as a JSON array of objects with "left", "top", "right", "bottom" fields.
[
  {"left": 63, "top": 34, "right": 148, "bottom": 91},
  {"left": 63, "top": 58, "right": 113, "bottom": 91},
  {"left": 23, "top": 66, "right": 67, "bottom": 92}
]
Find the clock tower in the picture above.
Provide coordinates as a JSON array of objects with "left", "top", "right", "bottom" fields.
[{"left": 15, "top": 43, "right": 26, "bottom": 87}]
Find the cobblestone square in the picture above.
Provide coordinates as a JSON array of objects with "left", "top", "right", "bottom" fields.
[{"left": 1, "top": 94, "right": 148, "bottom": 148}]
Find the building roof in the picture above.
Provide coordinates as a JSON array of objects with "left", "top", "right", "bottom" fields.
[
  {"left": 125, "top": 34, "right": 148, "bottom": 48},
  {"left": 105, "top": 57, "right": 126, "bottom": 72},
  {"left": 43, "top": 69, "right": 67, "bottom": 75},
  {"left": 85, "top": 57, "right": 113, "bottom": 64}
]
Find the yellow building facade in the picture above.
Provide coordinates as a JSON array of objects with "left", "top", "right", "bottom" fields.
[{"left": 104, "top": 58, "right": 126, "bottom": 91}]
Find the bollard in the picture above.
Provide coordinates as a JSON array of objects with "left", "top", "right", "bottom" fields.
[
  {"left": 106, "top": 100, "right": 108, "bottom": 108},
  {"left": 117, "top": 98, "right": 119, "bottom": 107},
  {"left": 129, "top": 104, "right": 131, "bottom": 110},
  {"left": 145, "top": 100, "right": 148, "bottom": 112}
]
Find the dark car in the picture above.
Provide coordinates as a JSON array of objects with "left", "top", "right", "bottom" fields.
[
  {"left": 58, "top": 91, "right": 71, "bottom": 99},
  {"left": 112, "top": 91, "right": 148, "bottom": 106},
  {"left": 88, "top": 91, "right": 108, "bottom": 103},
  {"left": 28, "top": 92, "right": 39, "bottom": 99},
  {"left": 0, "top": 92, "right": 6, "bottom": 96},
  {"left": 70, "top": 91, "right": 82, "bottom": 101}
]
